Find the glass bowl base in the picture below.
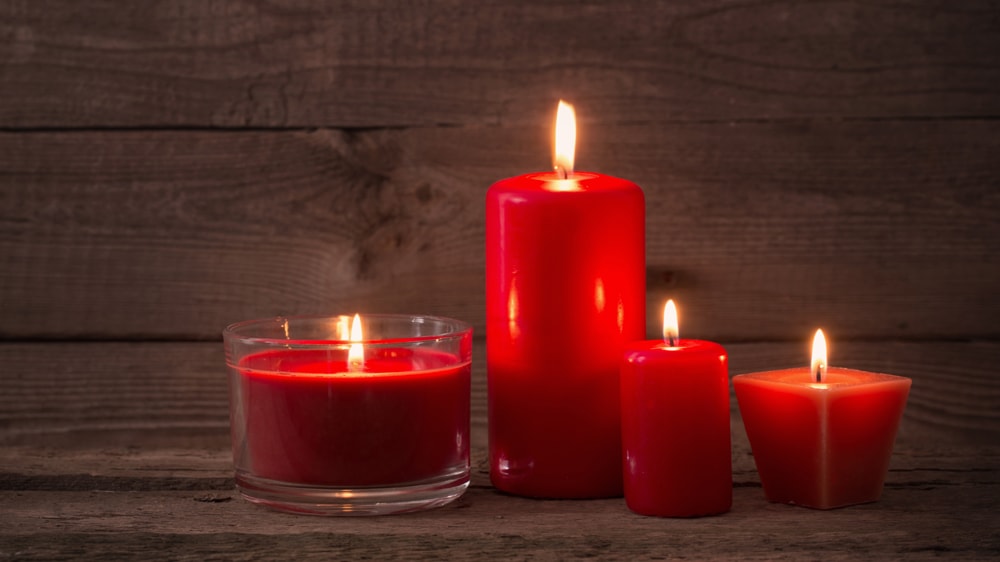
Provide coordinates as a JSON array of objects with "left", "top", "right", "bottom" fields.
[{"left": 235, "top": 468, "right": 470, "bottom": 516}]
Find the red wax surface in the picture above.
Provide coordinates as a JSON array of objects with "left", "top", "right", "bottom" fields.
[
  {"left": 486, "top": 172, "right": 645, "bottom": 498},
  {"left": 230, "top": 348, "right": 470, "bottom": 486},
  {"left": 621, "top": 339, "right": 732, "bottom": 517},
  {"left": 733, "top": 367, "right": 911, "bottom": 509}
]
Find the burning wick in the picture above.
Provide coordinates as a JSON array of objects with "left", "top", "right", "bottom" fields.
[
  {"left": 348, "top": 313, "right": 364, "bottom": 371},
  {"left": 553, "top": 100, "right": 575, "bottom": 180},
  {"left": 663, "top": 299, "right": 679, "bottom": 348},
  {"left": 811, "top": 329, "right": 828, "bottom": 383}
]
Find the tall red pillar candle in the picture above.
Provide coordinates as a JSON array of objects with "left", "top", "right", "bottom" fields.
[
  {"left": 621, "top": 300, "right": 732, "bottom": 517},
  {"left": 733, "top": 329, "right": 911, "bottom": 509},
  {"left": 486, "top": 101, "right": 645, "bottom": 498}
]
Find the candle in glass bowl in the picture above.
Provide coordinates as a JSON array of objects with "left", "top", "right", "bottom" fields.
[
  {"left": 224, "top": 314, "right": 473, "bottom": 516},
  {"left": 733, "top": 329, "right": 911, "bottom": 509},
  {"left": 486, "top": 101, "right": 645, "bottom": 498},
  {"left": 620, "top": 300, "right": 732, "bottom": 517}
]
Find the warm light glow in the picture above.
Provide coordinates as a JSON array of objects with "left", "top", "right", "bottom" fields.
[
  {"left": 335, "top": 316, "right": 351, "bottom": 340},
  {"left": 553, "top": 100, "right": 576, "bottom": 178},
  {"left": 507, "top": 282, "right": 521, "bottom": 340},
  {"left": 811, "top": 329, "right": 828, "bottom": 383},
  {"left": 348, "top": 313, "right": 364, "bottom": 370},
  {"left": 662, "top": 300, "right": 679, "bottom": 346}
]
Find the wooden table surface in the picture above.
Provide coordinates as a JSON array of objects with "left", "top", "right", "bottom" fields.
[
  {"left": 2, "top": 339, "right": 997, "bottom": 560},
  {"left": 2, "top": 1, "right": 999, "bottom": 559}
]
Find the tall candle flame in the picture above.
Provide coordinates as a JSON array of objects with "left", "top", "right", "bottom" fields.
[
  {"left": 663, "top": 299, "right": 679, "bottom": 347},
  {"left": 348, "top": 313, "right": 364, "bottom": 371},
  {"left": 811, "top": 329, "right": 828, "bottom": 383},
  {"left": 553, "top": 100, "right": 576, "bottom": 178}
]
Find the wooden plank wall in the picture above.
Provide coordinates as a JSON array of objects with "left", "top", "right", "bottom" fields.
[{"left": 0, "top": 2, "right": 998, "bottom": 440}]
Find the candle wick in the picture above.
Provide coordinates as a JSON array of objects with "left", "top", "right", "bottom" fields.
[
  {"left": 667, "top": 335, "right": 677, "bottom": 347},
  {"left": 815, "top": 363, "right": 823, "bottom": 383},
  {"left": 556, "top": 166, "right": 568, "bottom": 180}
]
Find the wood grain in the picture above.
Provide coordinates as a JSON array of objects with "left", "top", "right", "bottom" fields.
[
  {"left": 1, "top": 340, "right": 996, "bottom": 450},
  {"left": 0, "top": 340, "right": 997, "bottom": 560},
  {"left": 1, "top": 1, "right": 996, "bottom": 557},
  {"left": 1, "top": 1, "right": 998, "bottom": 128},
  {"left": 1, "top": 483, "right": 997, "bottom": 560},
  {"left": 2, "top": 121, "right": 997, "bottom": 340}
]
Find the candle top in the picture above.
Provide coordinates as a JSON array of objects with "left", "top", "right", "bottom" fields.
[
  {"left": 623, "top": 338, "right": 727, "bottom": 361},
  {"left": 736, "top": 366, "right": 911, "bottom": 389},
  {"left": 492, "top": 172, "right": 642, "bottom": 195},
  {"left": 237, "top": 348, "right": 467, "bottom": 379}
]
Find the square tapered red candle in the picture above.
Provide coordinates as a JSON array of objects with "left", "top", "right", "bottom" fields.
[{"left": 733, "top": 330, "right": 910, "bottom": 509}]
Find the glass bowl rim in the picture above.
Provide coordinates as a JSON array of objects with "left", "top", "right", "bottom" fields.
[{"left": 223, "top": 313, "right": 472, "bottom": 347}]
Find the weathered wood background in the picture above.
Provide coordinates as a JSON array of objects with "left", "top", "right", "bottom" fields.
[{"left": 1, "top": 1, "right": 998, "bottom": 559}]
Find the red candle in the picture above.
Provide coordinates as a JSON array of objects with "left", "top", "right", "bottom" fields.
[
  {"left": 236, "top": 347, "right": 470, "bottom": 486},
  {"left": 225, "top": 314, "right": 472, "bottom": 515},
  {"left": 733, "top": 330, "right": 911, "bottom": 509},
  {"left": 486, "top": 101, "right": 645, "bottom": 498},
  {"left": 620, "top": 300, "right": 732, "bottom": 517}
]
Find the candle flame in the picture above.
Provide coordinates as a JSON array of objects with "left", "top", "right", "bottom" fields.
[
  {"left": 348, "top": 313, "right": 364, "bottom": 371},
  {"left": 335, "top": 316, "right": 351, "bottom": 340},
  {"left": 553, "top": 100, "right": 576, "bottom": 178},
  {"left": 662, "top": 299, "right": 679, "bottom": 347},
  {"left": 811, "top": 329, "right": 828, "bottom": 383}
]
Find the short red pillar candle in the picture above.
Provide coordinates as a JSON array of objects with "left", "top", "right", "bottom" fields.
[
  {"left": 486, "top": 101, "right": 645, "bottom": 498},
  {"left": 620, "top": 300, "right": 732, "bottom": 517},
  {"left": 733, "top": 329, "right": 911, "bottom": 509}
]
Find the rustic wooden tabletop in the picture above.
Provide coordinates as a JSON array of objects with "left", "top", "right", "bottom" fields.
[
  {"left": 2, "top": 340, "right": 997, "bottom": 559},
  {"left": 2, "top": 1, "right": 998, "bottom": 558}
]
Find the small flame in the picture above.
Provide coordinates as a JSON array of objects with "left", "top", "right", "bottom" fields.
[
  {"left": 348, "top": 313, "right": 364, "bottom": 371},
  {"left": 335, "top": 316, "right": 351, "bottom": 340},
  {"left": 662, "top": 300, "right": 679, "bottom": 347},
  {"left": 553, "top": 100, "right": 576, "bottom": 178},
  {"left": 811, "top": 329, "right": 828, "bottom": 383}
]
